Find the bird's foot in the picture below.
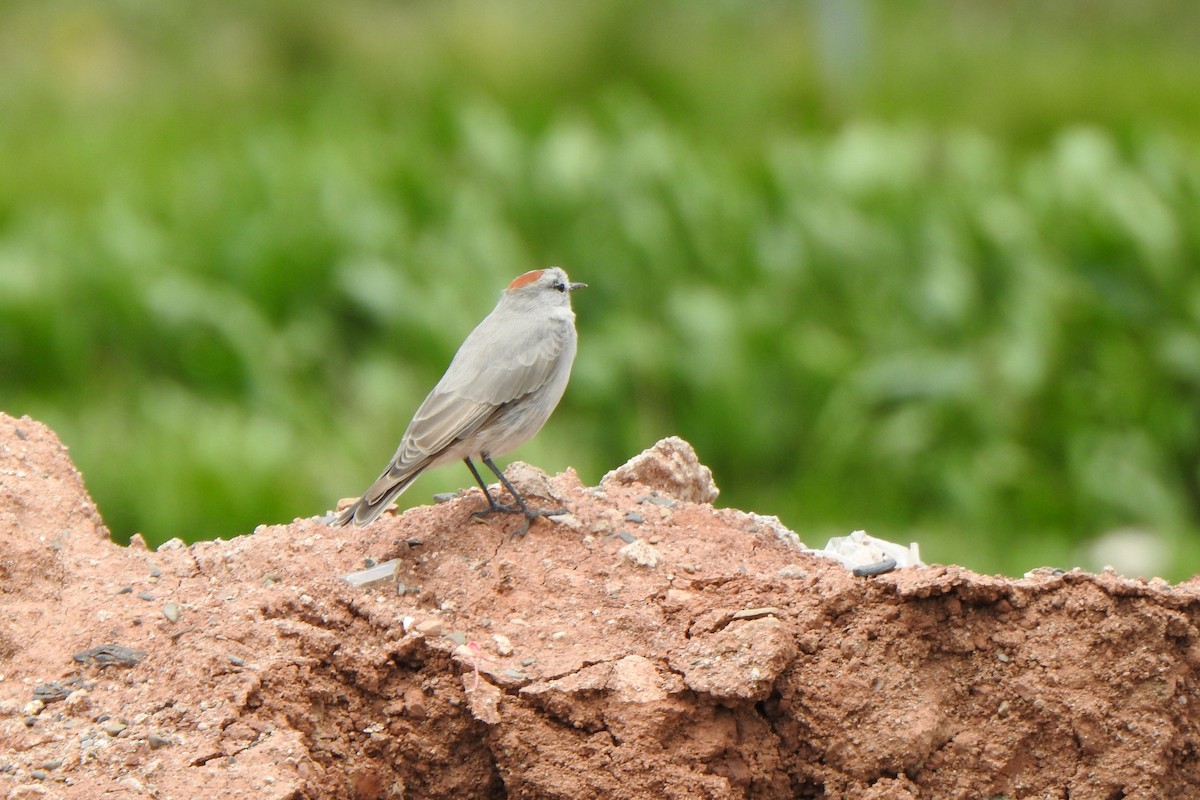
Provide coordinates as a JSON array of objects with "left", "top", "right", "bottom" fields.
[
  {"left": 471, "top": 502, "right": 523, "bottom": 519},
  {"left": 473, "top": 501, "right": 568, "bottom": 536},
  {"left": 511, "top": 506, "right": 568, "bottom": 537}
]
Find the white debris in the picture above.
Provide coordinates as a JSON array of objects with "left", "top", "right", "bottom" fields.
[
  {"left": 340, "top": 559, "right": 402, "bottom": 588},
  {"left": 492, "top": 634, "right": 514, "bottom": 656},
  {"left": 618, "top": 539, "right": 661, "bottom": 568},
  {"left": 804, "top": 530, "right": 922, "bottom": 571},
  {"left": 601, "top": 437, "right": 719, "bottom": 504}
]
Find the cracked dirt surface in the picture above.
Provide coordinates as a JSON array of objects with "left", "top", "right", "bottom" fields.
[{"left": 2, "top": 411, "right": 1200, "bottom": 799}]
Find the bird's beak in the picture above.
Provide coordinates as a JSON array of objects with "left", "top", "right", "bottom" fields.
[{"left": 568, "top": 281, "right": 587, "bottom": 291}]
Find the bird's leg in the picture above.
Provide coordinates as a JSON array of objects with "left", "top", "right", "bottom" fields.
[
  {"left": 475, "top": 455, "right": 567, "bottom": 536},
  {"left": 464, "top": 457, "right": 516, "bottom": 515}
]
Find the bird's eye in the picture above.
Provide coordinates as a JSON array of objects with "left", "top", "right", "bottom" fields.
[{"left": 554, "top": 282, "right": 567, "bottom": 292}]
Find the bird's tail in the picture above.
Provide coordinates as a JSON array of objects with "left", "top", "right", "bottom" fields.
[{"left": 330, "top": 462, "right": 426, "bottom": 527}]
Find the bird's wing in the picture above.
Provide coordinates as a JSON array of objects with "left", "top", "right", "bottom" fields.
[
  {"left": 440, "top": 313, "right": 570, "bottom": 403},
  {"left": 402, "top": 312, "right": 570, "bottom": 457}
]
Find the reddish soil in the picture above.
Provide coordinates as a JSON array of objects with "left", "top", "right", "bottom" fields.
[{"left": 1, "top": 411, "right": 1199, "bottom": 799}]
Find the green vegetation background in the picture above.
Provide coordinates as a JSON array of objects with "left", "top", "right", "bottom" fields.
[{"left": 4, "top": 1, "right": 1200, "bottom": 578}]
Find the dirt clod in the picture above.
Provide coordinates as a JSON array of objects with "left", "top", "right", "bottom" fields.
[{"left": 1, "top": 411, "right": 1200, "bottom": 798}]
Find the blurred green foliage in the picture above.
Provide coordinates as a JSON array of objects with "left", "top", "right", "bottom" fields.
[{"left": 3, "top": 0, "right": 1200, "bottom": 578}]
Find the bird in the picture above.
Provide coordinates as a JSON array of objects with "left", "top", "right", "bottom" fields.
[{"left": 330, "top": 267, "right": 585, "bottom": 531}]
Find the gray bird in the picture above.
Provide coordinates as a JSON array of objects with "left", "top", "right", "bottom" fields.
[{"left": 331, "top": 267, "right": 585, "bottom": 530}]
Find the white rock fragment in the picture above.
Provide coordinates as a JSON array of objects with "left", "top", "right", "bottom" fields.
[
  {"left": 496, "top": 462, "right": 557, "bottom": 504},
  {"left": 547, "top": 512, "right": 581, "bottom": 529},
  {"left": 601, "top": 437, "right": 718, "bottom": 504},
  {"left": 340, "top": 559, "right": 402, "bottom": 588},
  {"left": 618, "top": 539, "right": 661, "bottom": 568}
]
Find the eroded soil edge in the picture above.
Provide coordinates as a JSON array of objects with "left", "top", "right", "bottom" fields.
[{"left": 2, "top": 412, "right": 1199, "bottom": 799}]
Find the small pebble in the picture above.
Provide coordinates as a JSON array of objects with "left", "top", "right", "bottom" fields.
[
  {"left": 148, "top": 563, "right": 162, "bottom": 578},
  {"left": 521, "top": 657, "right": 537, "bottom": 667},
  {"left": 30, "top": 770, "right": 47, "bottom": 781},
  {"left": 116, "top": 586, "right": 133, "bottom": 595},
  {"left": 618, "top": 539, "right": 661, "bottom": 568},
  {"left": 853, "top": 558, "right": 897, "bottom": 578},
  {"left": 624, "top": 512, "right": 645, "bottom": 524},
  {"left": 340, "top": 559, "right": 401, "bottom": 589},
  {"left": 228, "top": 656, "right": 245, "bottom": 667},
  {"left": 137, "top": 592, "right": 155, "bottom": 602},
  {"left": 39, "top": 760, "right": 62, "bottom": 770},
  {"left": 432, "top": 493, "right": 457, "bottom": 504},
  {"left": 73, "top": 642, "right": 145, "bottom": 671},
  {"left": 103, "top": 721, "right": 127, "bottom": 736},
  {"left": 33, "top": 682, "right": 73, "bottom": 703},
  {"left": 550, "top": 631, "right": 567, "bottom": 641},
  {"left": 492, "top": 634, "right": 513, "bottom": 656},
  {"left": 162, "top": 603, "right": 181, "bottom": 623},
  {"left": 363, "top": 557, "right": 377, "bottom": 568},
  {"left": 415, "top": 619, "right": 442, "bottom": 636},
  {"left": 444, "top": 632, "right": 467, "bottom": 646},
  {"left": 147, "top": 734, "right": 173, "bottom": 750},
  {"left": 732, "top": 607, "right": 781, "bottom": 621},
  {"left": 617, "top": 531, "right": 637, "bottom": 544}
]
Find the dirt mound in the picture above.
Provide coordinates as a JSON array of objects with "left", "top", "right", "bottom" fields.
[{"left": 1, "top": 412, "right": 1198, "bottom": 799}]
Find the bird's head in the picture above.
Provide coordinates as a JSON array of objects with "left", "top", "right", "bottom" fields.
[{"left": 505, "top": 267, "right": 586, "bottom": 308}]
